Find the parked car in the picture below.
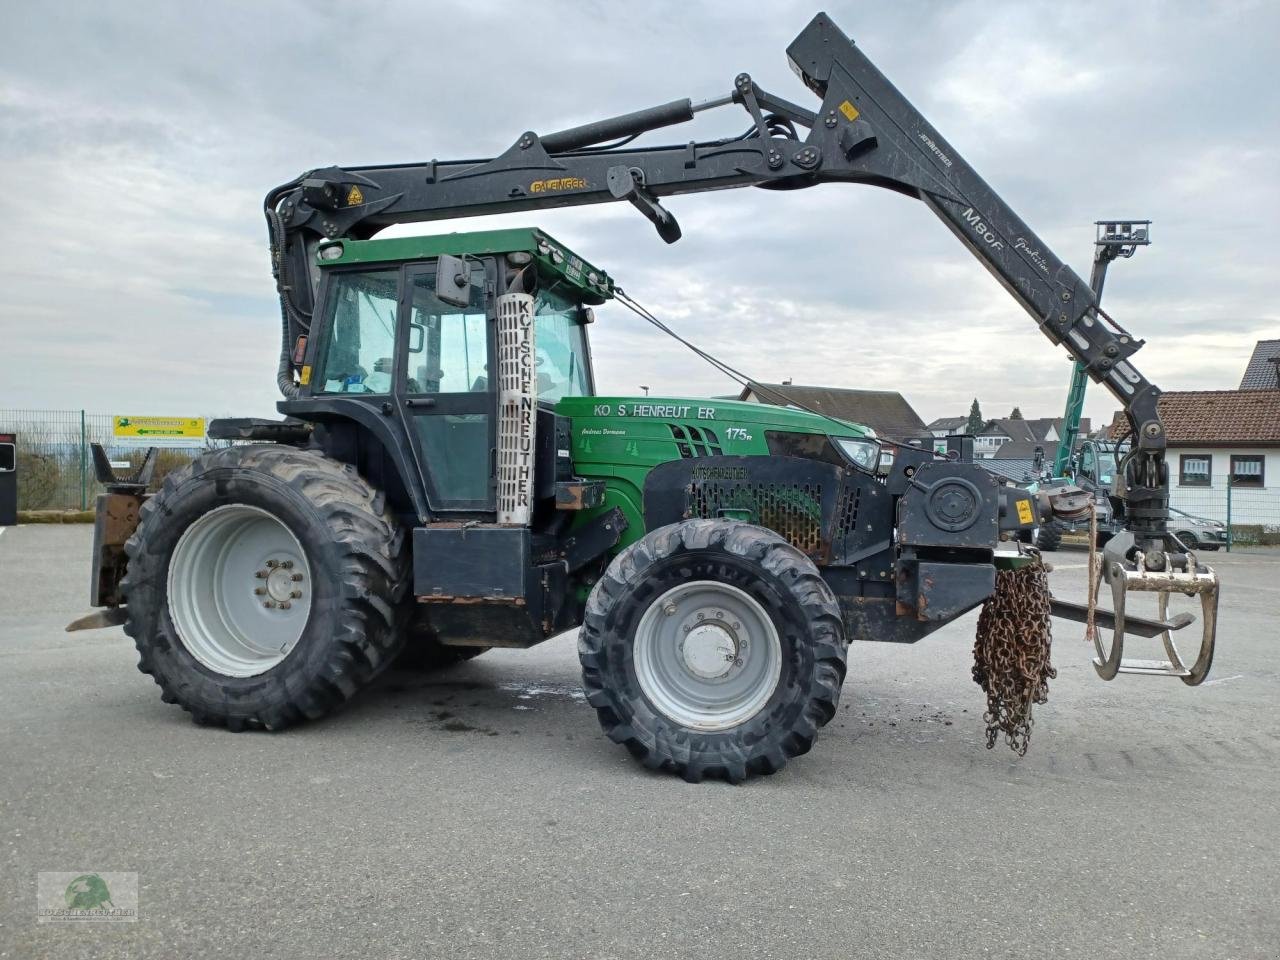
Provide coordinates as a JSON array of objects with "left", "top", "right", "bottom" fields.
[{"left": 1168, "top": 507, "right": 1228, "bottom": 551}]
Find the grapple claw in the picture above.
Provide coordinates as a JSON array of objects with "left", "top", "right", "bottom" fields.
[{"left": 1090, "top": 548, "right": 1219, "bottom": 686}]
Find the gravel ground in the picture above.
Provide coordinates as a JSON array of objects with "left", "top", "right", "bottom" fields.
[{"left": 1, "top": 523, "right": 1277, "bottom": 959}]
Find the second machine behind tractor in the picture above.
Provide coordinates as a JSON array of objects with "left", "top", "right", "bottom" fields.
[{"left": 74, "top": 12, "right": 1221, "bottom": 782}]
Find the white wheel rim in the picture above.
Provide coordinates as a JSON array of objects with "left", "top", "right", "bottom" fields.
[
  {"left": 167, "top": 504, "right": 312, "bottom": 678},
  {"left": 633, "top": 581, "right": 782, "bottom": 731}
]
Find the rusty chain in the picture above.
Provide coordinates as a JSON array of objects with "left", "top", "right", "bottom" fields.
[{"left": 972, "top": 553, "right": 1056, "bottom": 755}]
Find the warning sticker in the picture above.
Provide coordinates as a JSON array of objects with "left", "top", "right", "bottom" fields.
[
  {"left": 838, "top": 100, "right": 860, "bottom": 121},
  {"left": 346, "top": 185, "right": 364, "bottom": 206},
  {"left": 1016, "top": 499, "right": 1034, "bottom": 525}
]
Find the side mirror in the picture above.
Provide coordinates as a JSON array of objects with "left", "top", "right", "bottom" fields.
[{"left": 434, "top": 254, "right": 472, "bottom": 308}]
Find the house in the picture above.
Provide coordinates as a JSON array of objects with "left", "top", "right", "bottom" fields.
[
  {"left": 1239, "top": 339, "right": 1280, "bottom": 390},
  {"left": 926, "top": 416, "right": 967, "bottom": 438},
  {"left": 971, "top": 416, "right": 1091, "bottom": 460},
  {"left": 1108, "top": 390, "right": 1280, "bottom": 526},
  {"left": 737, "top": 382, "right": 929, "bottom": 443}
]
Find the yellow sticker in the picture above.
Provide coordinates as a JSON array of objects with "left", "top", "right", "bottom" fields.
[
  {"left": 299, "top": 365, "right": 312, "bottom": 386},
  {"left": 530, "top": 176, "right": 588, "bottom": 194},
  {"left": 346, "top": 185, "right": 364, "bottom": 206},
  {"left": 838, "top": 99, "right": 860, "bottom": 121},
  {"left": 1017, "top": 499, "right": 1034, "bottom": 525},
  {"left": 112, "top": 416, "right": 206, "bottom": 440}
]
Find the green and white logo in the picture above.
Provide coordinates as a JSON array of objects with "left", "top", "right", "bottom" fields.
[
  {"left": 64, "top": 874, "right": 114, "bottom": 911},
  {"left": 38, "top": 871, "right": 138, "bottom": 922}
]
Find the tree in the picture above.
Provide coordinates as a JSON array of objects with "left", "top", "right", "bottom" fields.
[
  {"left": 1009, "top": 406, "right": 1024, "bottom": 419},
  {"left": 966, "top": 398, "right": 984, "bottom": 434}
]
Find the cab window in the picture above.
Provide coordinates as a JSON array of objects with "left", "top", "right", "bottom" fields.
[
  {"left": 315, "top": 270, "right": 399, "bottom": 394},
  {"left": 404, "top": 267, "right": 488, "bottom": 393},
  {"left": 534, "top": 290, "right": 592, "bottom": 403}
]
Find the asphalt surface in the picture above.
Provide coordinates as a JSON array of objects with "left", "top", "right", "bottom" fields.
[{"left": 2, "top": 523, "right": 1277, "bottom": 959}]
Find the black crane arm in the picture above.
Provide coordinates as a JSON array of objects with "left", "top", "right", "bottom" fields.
[{"left": 267, "top": 11, "right": 1169, "bottom": 546}]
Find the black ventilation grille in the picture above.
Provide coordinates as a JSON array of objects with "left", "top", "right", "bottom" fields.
[
  {"left": 688, "top": 481, "right": 823, "bottom": 554},
  {"left": 667, "top": 424, "right": 724, "bottom": 458}
]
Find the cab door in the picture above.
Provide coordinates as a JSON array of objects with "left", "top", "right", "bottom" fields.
[{"left": 398, "top": 260, "right": 496, "bottom": 513}]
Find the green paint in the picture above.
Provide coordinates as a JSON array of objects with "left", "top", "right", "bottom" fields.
[
  {"left": 556, "top": 395, "right": 874, "bottom": 550},
  {"left": 316, "top": 227, "right": 616, "bottom": 304}
]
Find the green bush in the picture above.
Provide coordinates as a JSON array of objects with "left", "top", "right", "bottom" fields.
[{"left": 1229, "top": 525, "right": 1280, "bottom": 547}]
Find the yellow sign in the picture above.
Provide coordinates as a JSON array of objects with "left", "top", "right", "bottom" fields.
[
  {"left": 1016, "top": 499, "right": 1034, "bottom": 525},
  {"left": 346, "top": 185, "right": 364, "bottom": 206},
  {"left": 838, "top": 99, "right": 860, "bottom": 121},
  {"left": 113, "top": 416, "right": 206, "bottom": 440},
  {"left": 299, "top": 364, "right": 312, "bottom": 386}
]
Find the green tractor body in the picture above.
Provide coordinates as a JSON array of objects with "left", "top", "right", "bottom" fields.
[{"left": 561, "top": 394, "right": 877, "bottom": 554}]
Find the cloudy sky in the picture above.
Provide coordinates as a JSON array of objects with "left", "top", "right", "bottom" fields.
[{"left": 2, "top": 0, "right": 1276, "bottom": 428}]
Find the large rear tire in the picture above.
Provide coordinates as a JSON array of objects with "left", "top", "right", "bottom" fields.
[
  {"left": 579, "top": 519, "right": 847, "bottom": 783},
  {"left": 1035, "top": 521, "right": 1063, "bottom": 552},
  {"left": 121, "top": 445, "right": 409, "bottom": 730}
]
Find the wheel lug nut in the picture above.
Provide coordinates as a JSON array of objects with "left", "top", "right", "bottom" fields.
[
  {"left": 255, "top": 570, "right": 268, "bottom": 579},
  {"left": 290, "top": 590, "right": 302, "bottom": 599},
  {"left": 279, "top": 601, "right": 291, "bottom": 610},
  {"left": 280, "top": 560, "right": 293, "bottom": 570},
  {"left": 266, "top": 559, "right": 278, "bottom": 569},
  {"left": 263, "top": 600, "right": 275, "bottom": 608},
  {"left": 254, "top": 587, "right": 266, "bottom": 596},
  {"left": 290, "top": 573, "right": 303, "bottom": 582}
]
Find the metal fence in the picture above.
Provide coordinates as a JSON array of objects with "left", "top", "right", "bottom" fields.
[
  {"left": 1171, "top": 482, "right": 1280, "bottom": 551},
  {"left": 0, "top": 409, "right": 214, "bottom": 512}
]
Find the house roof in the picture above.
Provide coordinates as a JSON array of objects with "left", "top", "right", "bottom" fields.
[
  {"left": 1108, "top": 390, "right": 1280, "bottom": 446},
  {"left": 981, "top": 458, "right": 1043, "bottom": 484},
  {"left": 927, "top": 416, "right": 967, "bottom": 431},
  {"left": 990, "top": 438, "right": 1050, "bottom": 460},
  {"left": 980, "top": 418, "right": 1038, "bottom": 441},
  {"left": 1239, "top": 339, "right": 1280, "bottom": 390},
  {"left": 980, "top": 416, "right": 1089, "bottom": 443},
  {"left": 740, "top": 382, "right": 927, "bottom": 440}
]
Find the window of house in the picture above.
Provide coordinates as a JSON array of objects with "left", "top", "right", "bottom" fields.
[
  {"left": 1179, "top": 454, "right": 1212, "bottom": 487},
  {"left": 1230, "top": 455, "right": 1265, "bottom": 487}
]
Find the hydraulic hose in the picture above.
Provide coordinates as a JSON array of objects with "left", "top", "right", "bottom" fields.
[{"left": 264, "top": 200, "right": 302, "bottom": 399}]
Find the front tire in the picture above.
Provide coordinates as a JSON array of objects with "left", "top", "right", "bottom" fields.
[
  {"left": 121, "top": 445, "right": 409, "bottom": 730},
  {"left": 579, "top": 520, "right": 847, "bottom": 783}
]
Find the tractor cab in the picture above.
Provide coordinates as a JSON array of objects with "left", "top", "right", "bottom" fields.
[{"left": 283, "top": 228, "right": 612, "bottom": 523}]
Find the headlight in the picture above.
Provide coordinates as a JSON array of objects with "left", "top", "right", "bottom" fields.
[{"left": 835, "top": 437, "right": 880, "bottom": 471}]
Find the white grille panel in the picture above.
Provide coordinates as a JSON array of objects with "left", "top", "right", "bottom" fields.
[{"left": 496, "top": 292, "right": 536, "bottom": 525}]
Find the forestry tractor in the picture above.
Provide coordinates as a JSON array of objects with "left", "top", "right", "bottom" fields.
[{"left": 71, "top": 12, "right": 1220, "bottom": 781}]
